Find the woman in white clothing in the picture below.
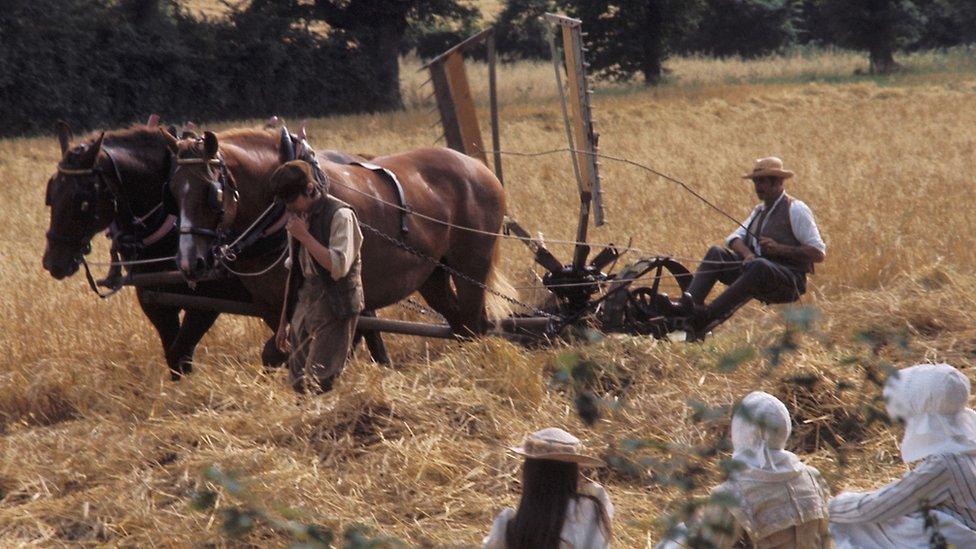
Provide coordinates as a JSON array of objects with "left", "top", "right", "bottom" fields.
[
  {"left": 829, "top": 363, "right": 976, "bottom": 548},
  {"left": 658, "top": 391, "right": 831, "bottom": 548},
  {"left": 483, "top": 427, "right": 613, "bottom": 549}
]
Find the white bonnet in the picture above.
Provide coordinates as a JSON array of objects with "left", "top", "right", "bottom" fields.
[
  {"left": 885, "top": 363, "right": 971, "bottom": 420},
  {"left": 731, "top": 391, "right": 800, "bottom": 471},
  {"left": 884, "top": 363, "right": 976, "bottom": 463}
]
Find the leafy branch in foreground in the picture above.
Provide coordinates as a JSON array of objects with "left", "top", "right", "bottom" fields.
[
  {"left": 190, "top": 465, "right": 404, "bottom": 548},
  {"left": 549, "top": 350, "right": 628, "bottom": 426}
]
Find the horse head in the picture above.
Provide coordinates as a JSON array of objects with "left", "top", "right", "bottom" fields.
[
  {"left": 164, "top": 129, "right": 238, "bottom": 281},
  {"left": 42, "top": 123, "right": 116, "bottom": 279}
]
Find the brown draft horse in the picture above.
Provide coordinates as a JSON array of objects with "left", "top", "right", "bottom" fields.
[
  {"left": 41, "top": 123, "right": 280, "bottom": 380},
  {"left": 164, "top": 129, "right": 507, "bottom": 335}
]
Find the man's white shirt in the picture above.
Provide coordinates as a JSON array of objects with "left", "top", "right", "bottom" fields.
[{"left": 725, "top": 193, "right": 826, "bottom": 257}]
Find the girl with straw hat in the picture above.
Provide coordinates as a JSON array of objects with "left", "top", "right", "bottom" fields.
[
  {"left": 483, "top": 427, "right": 613, "bottom": 549},
  {"left": 658, "top": 391, "right": 831, "bottom": 548},
  {"left": 829, "top": 363, "right": 976, "bottom": 548}
]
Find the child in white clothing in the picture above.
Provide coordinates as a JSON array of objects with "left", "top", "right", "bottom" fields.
[
  {"left": 658, "top": 391, "right": 831, "bottom": 548},
  {"left": 829, "top": 363, "right": 976, "bottom": 548},
  {"left": 483, "top": 427, "right": 613, "bottom": 549}
]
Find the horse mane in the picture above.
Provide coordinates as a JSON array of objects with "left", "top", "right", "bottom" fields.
[
  {"left": 218, "top": 127, "right": 273, "bottom": 139},
  {"left": 216, "top": 127, "right": 278, "bottom": 146},
  {"left": 79, "top": 124, "right": 163, "bottom": 148}
]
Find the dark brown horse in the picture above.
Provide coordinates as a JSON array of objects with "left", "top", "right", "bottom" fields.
[
  {"left": 164, "top": 129, "right": 507, "bottom": 335},
  {"left": 42, "top": 123, "right": 284, "bottom": 379}
]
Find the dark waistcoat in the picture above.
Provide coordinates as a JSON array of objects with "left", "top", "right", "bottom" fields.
[
  {"left": 746, "top": 194, "right": 811, "bottom": 273},
  {"left": 299, "top": 195, "right": 364, "bottom": 319}
]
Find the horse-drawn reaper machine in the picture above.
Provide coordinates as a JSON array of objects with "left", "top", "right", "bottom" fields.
[{"left": 54, "top": 15, "right": 701, "bottom": 364}]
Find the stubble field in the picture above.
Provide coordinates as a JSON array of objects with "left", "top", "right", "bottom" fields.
[{"left": 2, "top": 52, "right": 976, "bottom": 546}]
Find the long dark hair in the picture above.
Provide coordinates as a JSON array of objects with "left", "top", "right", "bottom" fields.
[{"left": 504, "top": 458, "right": 611, "bottom": 549}]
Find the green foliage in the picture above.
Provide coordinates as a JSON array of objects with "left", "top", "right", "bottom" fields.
[
  {"left": 0, "top": 0, "right": 488, "bottom": 135},
  {"left": 796, "top": 0, "right": 834, "bottom": 44},
  {"left": 562, "top": 0, "right": 705, "bottom": 85},
  {"left": 399, "top": 0, "right": 486, "bottom": 60},
  {"left": 493, "top": 0, "right": 973, "bottom": 80},
  {"left": 404, "top": 13, "right": 483, "bottom": 61},
  {"left": 342, "top": 524, "right": 405, "bottom": 548},
  {"left": 549, "top": 351, "right": 619, "bottom": 425},
  {"left": 312, "top": 0, "right": 480, "bottom": 106},
  {"left": 557, "top": 307, "right": 907, "bottom": 545},
  {"left": 912, "top": 0, "right": 976, "bottom": 49},
  {"left": 715, "top": 347, "right": 756, "bottom": 372},
  {"left": 763, "top": 306, "right": 818, "bottom": 368},
  {"left": 495, "top": 0, "right": 556, "bottom": 60},
  {"left": 0, "top": 0, "right": 385, "bottom": 136},
  {"left": 819, "top": 0, "right": 926, "bottom": 73},
  {"left": 682, "top": 0, "right": 800, "bottom": 58}
]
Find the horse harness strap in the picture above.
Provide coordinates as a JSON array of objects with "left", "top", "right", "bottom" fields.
[
  {"left": 57, "top": 167, "right": 95, "bottom": 176},
  {"left": 217, "top": 200, "right": 288, "bottom": 262},
  {"left": 101, "top": 148, "right": 138, "bottom": 229},
  {"left": 349, "top": 161, "right": 410, "bottom": 234}
]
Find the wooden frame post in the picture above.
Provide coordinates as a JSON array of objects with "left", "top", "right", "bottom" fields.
[
  {"left": 421, "top": 28, "right": 502, "bottom": 183},
  {"left": 544, "top": 13, "right": 604, "bottom": 271}
]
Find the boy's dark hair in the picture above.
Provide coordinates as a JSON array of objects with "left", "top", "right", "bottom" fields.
[{"left": 270, "top": 160, "right": 315, "bottom": 202}]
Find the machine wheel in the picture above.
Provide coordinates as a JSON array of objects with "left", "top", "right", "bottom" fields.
[{"left": 598, "top": 257, "right": 693, "bottom": 338}]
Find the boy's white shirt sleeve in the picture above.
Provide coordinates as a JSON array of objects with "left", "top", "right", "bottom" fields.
[{"left": 326, "top": 208, "right": 363, "bottom": 280}]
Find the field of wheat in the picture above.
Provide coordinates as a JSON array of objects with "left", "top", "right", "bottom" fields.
[{"left": 2, "top": 50, "right": 976, "bottom": 546}]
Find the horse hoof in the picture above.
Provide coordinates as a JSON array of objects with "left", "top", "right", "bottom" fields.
[
  {"left": 169, "top": 370, "right": 183, "bottom": 382},
  {"left": 261, "top": 341, "right": 288, "bottom": 369}
]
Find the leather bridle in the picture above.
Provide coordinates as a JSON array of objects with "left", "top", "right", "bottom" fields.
[
  {"left": 46, "top": 148, "right": 174, "bottom": 253},
  {"left": 172, "top": 153, "right": 239, "bottom": 239}
]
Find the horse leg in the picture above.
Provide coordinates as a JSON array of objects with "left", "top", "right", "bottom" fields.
[
  {"left": 446, "top": 246, "right": 494, "bottom": 336},
  {"left": 166, "top": 310, "right": 220, "bottom": 380},
  {"left": 418, "top": 266, "right": 464, "bottom": 333},
  {"left": 356, "top": 310, "right": 391, "bottom": 365},
  {"left": 136, "top": 290, "right": 183, "bottom": 379}
]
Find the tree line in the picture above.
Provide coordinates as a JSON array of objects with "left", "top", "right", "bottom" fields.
[
  {"left": 494, "top": 0, "right": 976, "bottom": 84},
  {"left": 2, "top": 0, "right": 973, "bottom": 136}
]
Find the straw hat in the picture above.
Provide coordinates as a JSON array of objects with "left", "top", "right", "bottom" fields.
[
  {"left": 509, "top": 427, "right": 604, "bottom": 466},
  {"left": 741, "top": 156, "right": 794, "bottom": 180}
]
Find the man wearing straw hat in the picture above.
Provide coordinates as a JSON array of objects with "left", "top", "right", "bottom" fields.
[{"left": 669, "top": 156, "right": 826, "bottom": 339}]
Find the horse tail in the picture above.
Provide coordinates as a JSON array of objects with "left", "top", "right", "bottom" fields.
[{"left": 484, "top": 234, "right": 516, "bottom": 322}]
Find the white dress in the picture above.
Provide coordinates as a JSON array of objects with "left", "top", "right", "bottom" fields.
[
  {"left": 829, "top": 452, "right": 976, "bottom": 548},
  {"left": 482, "top": 482, "right": 613, "bottom": 549}
]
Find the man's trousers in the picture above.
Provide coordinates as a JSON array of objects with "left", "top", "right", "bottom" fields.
[{"left": 687, "top": 246, "right": 805, "bottom": 324}]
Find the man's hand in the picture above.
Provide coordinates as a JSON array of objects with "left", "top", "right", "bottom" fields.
[
  {"left": 275, "top": 322, "right": 291, "bottom": 353},
  {"left": 286, "top": 217, "right": 311, "bottom": 243},
  {"left": 758, "top": 236, "right": 785, "bottom": 257},
  {"left": 729, "top": 237, "right": 757, "bottom": 263}
]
